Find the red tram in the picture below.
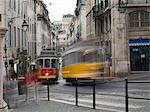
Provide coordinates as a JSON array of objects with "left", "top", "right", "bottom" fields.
[{"left": 32, "top": 49, "right": 60, "bottom": 83}]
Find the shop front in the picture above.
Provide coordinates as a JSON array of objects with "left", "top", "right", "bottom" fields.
[{"left": 129, "top": 39, "right": 150, "bottom": 71}]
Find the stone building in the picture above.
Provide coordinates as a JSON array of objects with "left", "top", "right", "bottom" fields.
[
  {"left": 53, "top": 21, "right": 65, "bottom": 52},
  {"left": 86, "top": 0, "right": 96, "bottom": 40},
  {"left": 87, "top": 0, "right": 150, "bottom": 75},
  {"left": 66, "top": 16, "right": 77, "bottom": 46},
  {"left": 36, "top": 0, "right": 51, "bottom": 56},
  {"left": 54, "top": 14, "right": 74, "bottom": 52},
  {"left": 75, "top": 0, "right": 87, "bottom": 41},
  {"left": 50, "top": 22, "right": 57, "bottom": 50},
  {"left": 0, "top": 0, "right": 39, "bottom": 81}
]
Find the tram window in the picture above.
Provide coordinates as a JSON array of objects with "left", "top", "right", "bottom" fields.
[
  {"left": 52, "top": 59, "right": 56, "bottom": 68},
  {"left": 45, "top": 59, "right": 50, "bottom": 68},
  {"left": 38, "top": 59, "right": 43, "bottom": 68}
]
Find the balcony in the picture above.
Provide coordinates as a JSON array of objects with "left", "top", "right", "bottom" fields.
[
  {"left": 93, "top": 3, "right": 111, "bottom": 18},
  {"left": 127, "top": 0, "right": 149, "bottom": 4},
  {"left": 127, "top": 0, "right": 150, "bottom": 7}
]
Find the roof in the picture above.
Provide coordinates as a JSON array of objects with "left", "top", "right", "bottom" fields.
[{"left": 37, "top": 49, "right": 58, "bottom": 59}]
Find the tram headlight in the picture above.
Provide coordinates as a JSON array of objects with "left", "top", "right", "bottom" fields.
[{"left": 45, "top": 72, "right": 49, "bottom": 76}]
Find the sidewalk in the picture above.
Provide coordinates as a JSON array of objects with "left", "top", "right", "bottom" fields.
[{"left": 9, "top": 100, "right": 112, "bottom": 112}]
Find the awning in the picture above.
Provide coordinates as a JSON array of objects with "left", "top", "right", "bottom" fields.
[{"left": 129, "top": 39, "right": 150, "bottom": 46}]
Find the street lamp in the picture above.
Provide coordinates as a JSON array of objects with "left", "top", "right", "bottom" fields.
[
  {"left": 118, "top": 0, "right": 127, "bottom": 13},
  {"left": 21, "top": 14, "right": 29, "bottom": 75},
  {"left": 3, "top": 42, "right": 8, "bottom": 79},
  {"left": 22, "top": 14, "right": 29, "bottom": 50},
  {"left": 22, "top": 15, "right": 29, "bottom": 32}
]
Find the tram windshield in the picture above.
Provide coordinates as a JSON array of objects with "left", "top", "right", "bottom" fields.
[
  {"left": 45, "top": 59, "right": 50, "bottom": 68},
  {"left": 37, "top": 58, "right": 58, "bottom": 68},
  {"left": 52, "top": 59, "right": 57, "bottom": 68}
]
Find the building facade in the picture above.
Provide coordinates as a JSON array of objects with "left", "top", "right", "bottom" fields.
[
  {"left": 50, "top": 22, "right": 57, "bottom": 50},
  {"left": 36, "top": 0, "right": 51, "bottom": 56},
  {"left": 86, "top": 0, "right": 96, "bottom": 40},
  {"left": 53, "top": 21, "right": 64, "bottom": 52},
  {"left": 75, "top": 0, "right": 87, "bottom": 41},
  {"left": 0, "top": 0, "right": 37, "bottom": 75},
  {"left": 53, "top": 14, "right": 74, "bottom": 52},
  {"left": 66, "top": 17, "right": 76, "bottom": 46},
  {"left": 0, "top": 0, "right": 54, "bottom": 77},
  {"left": 88, "top": 0, "right": 150, "bottom": 75}
]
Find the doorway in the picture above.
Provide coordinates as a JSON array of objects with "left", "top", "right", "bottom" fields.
[{"left": 130, "top": 46, "right": 149, "bottom": 71}]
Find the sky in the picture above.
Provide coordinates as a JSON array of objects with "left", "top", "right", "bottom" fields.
[{"left": 43, "top": 0, "right": 77, "bottom": 22}]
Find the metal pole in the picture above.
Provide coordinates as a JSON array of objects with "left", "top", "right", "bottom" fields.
[
  {"left": 93, "top": 79, "right": 96, "bottom": 109},
  {"left": 47, "top": 80, "right": 50, "bottom": 101},
  {"left": 125, "top": 78, "right": 128, "bottom": 112},
  {"left": 5, "top": 62, "right": 7, "bottom": 79},
  {"left": 35, "top": 80, "right": 38, "bottom": 104},
  {"left": 76, "top": 78, "right": 78, "bottom": 106},
  {"left": 25, "top": 78, "right": 28, "bottom": 102}
]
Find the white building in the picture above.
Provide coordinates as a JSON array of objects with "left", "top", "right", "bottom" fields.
[
  {"left": 53, "top": 21, "right": 64, "bottom": 51},
  {"left": 53, "top": 14, "right": 74, "bottom": 52},
  {"left": 50, "top": 22, "right": 57, "bottom": 50},
  {"left": 75, "top": 0, "right": 87, "bottom": 41},
  {"left": 36, "top": 0, "right": 51, "bottom": 56},
  {"left": 0, "top": 0, "right": 37, "bottom": 67},
  {"left": 66, "top": 17, "right": 76, "bottom": 46}
]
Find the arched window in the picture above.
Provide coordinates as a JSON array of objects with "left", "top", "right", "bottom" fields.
[{"left": 129, "top": 11, "right": 150, "bottom": 27}]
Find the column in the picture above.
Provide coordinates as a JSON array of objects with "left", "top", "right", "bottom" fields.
[
  {"left": 111, "top": 0, "right": 129, "bottom": 75},
  {"left": 0, "top": 26, "right": 8, "bottom": 112}
]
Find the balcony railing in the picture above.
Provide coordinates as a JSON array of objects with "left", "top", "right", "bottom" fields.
[
  {"left": 93, "top": 2, "right": 111, "bottom": 18},
  {"left": 127, "top": 0, "right": 149, "bottom": 4}
]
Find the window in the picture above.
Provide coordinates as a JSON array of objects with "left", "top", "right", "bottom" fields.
[
  {"left": 18, "top": 0, "right": 20, "bottom": 14},
  {"left": 105, "top": 0, "right": 108, "bottom": 8},
  {"left": 22, "top": 29, "right": 23, "bottom": 48},
  {"left": 100, "top": 18, "right": 104, "bottom": 33},
  {"left": 14, "top": 27, "right": 16, "bottom": 47},
  {"left": 45, "top": 59, "right": 50, "bottom": 68},
  {"left": 105, "top": 16, "right": 108, "bottom": 31},
  {"left": 9, "top": 0, "right": 11, "bottom": 8},
  {"left": 38, "top": 59, "right": 43, "bottom": 68},
  {"left": 14, "top": 0, "right": 16, "bottom": 11},
  {"left": 141, "top": 11, "right": 150, "bottom": 26},
  {"left": 109, "top": 14, "right": 111, "bottom": 31},
  {"left": 129, "top": 11, "right": 150, "bottom": 27},
  {"left": 9, "top": 25, "right": 12, "bottom": 47},
  {"left": 18, "top": 28, "right": 20, "bottom": 48}
]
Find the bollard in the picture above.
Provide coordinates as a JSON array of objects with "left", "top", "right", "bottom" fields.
[
  {"left": 76, "top": 78, "right": 78, "bottom": 106},
  {"left": 125, "top": 78, "right": 128, "bottom": 112},
  {"left": 47, "top": 80, "right": 50, "bottom": 101},
  {"left": 93, "top": 79, "right": 96, "bottom": 109},
  {"left": 35, "top": 81, "right": 38, "bottom": 104}
]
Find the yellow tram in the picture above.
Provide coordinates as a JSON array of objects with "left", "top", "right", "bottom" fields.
[{"left": 62, "top": 40, "right": 105, "bottom": 83}]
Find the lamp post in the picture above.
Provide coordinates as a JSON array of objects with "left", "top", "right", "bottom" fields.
[
  {"left": 21, "top": 14, "right": 29, "bottom": 76},
  {"left": 22, "top": 15, "right": 29, "bottom": 32},
  {"left": 0, "top": 26, "right": 8, "bottom": 112},
  {"left": 3, "top": 43, "right": 8, "bottom": 79},
  {"left": 17, "top": 14, "right": 29, "bottom": 100}
]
